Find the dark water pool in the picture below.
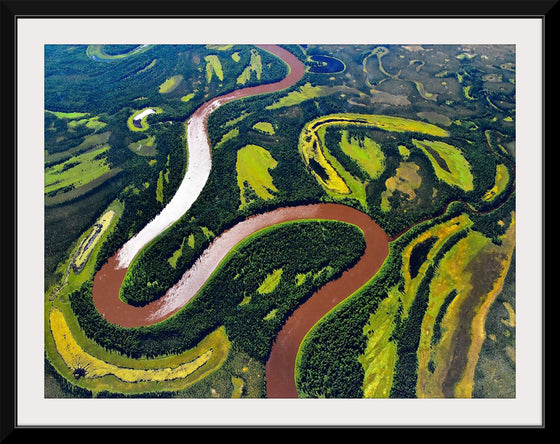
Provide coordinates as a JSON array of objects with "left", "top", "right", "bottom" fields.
[{"left": 308, "top": 55, "right": 345, "bottom": 74}]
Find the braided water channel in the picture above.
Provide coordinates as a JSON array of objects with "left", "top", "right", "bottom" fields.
[{"left": 91, "top": 45, "right": 390, "bottom": 397}]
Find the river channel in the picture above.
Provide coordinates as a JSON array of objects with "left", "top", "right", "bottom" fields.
[{"left": 91, "top": 45, "right": 390, "bottom": 397}]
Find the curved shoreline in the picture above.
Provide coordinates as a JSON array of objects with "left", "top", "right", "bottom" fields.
[
  {"left": 265, "top": 206, "right": 389, "bottom": 398},
  {"left": 95, "top": 45, "right": 306, "bottom": 322},
  {"left": 90, "top": 45, "right": 390, "bottom": 398},
  {"left": 94, "top": 203, "right": 388, "bottom": 326},
  {"left": 115, "top": 45, "right": 305, "bottom": 269}
]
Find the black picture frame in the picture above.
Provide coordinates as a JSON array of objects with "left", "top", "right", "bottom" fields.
[{"left": 2, "top": 0, "right": 552, "bottom": 436}]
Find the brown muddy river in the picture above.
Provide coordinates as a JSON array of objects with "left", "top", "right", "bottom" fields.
[
  {"left": 93, "top": 203, "right": 389, "bottom": 397},
  {"left": 91, "top": 45, "right": 390, "bottom": 398},
  {"left": 265, "top": 205, "right": 389, "bottom": 398},
  {"left": 115, "top": 45, "right": 306, "bottom": 269}
]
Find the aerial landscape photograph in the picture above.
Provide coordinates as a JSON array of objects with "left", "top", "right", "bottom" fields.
[{"left": 43, "top": 42, "right": 517, "bottom": 401}]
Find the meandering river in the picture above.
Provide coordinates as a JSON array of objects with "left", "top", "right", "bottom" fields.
[
  {"left": 91, "top": 45, "right": 390, "bottom": 398},
  {"left": 115, "top": 45, "right": 306, "bottom": 269}
]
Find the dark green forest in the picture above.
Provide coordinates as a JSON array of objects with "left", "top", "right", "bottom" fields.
[{"left": 71, "top": 220, "right": 366, "bottom": 361}]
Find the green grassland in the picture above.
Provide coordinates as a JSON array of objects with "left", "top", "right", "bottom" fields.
[
  {"left": 252, "top": 121, "right": 275, "bottom": 135},
  {"left": 45, "top": 111, "right": 108, "bottom": 138},
  {"left": 48, "top": 199, "right": 124, "bottom": 302},
  {"left": 266, "top": 83, "right": 347, "bottom": 110},
  {"left": 316, "top": 126, "right": 368, "bottom": 207},
  {"left": 237, "top": 48, "right": 262, "bottom": 85},
  {"left": 483, "top": 164, "right": 510, "bottom": 202},
  {"left": 358, "top": 214, "right": 473, "bottom": 399},
  {"left": 128, "top": 135, "right": 157, "bottom": 156},
  {"left": 297, "top": 113, "right": 449, "bottom": 209},
  {"left": 159, "top": 75, "right": 184, "bottom": 94},
  {"left": 181, "top": 92, "right": 196, "bottom": 102},
  {"left": 214, "top": 128, "right": 239, "bottom": 149},
  {"left": 72, "top": 210, "right": 115, "bottom": 272},
  {"left": 46, "top": 305, "right": 230, "bottom": 396},
  {"left": 205, "top": 55, "right": 224, "bottom": 83},
  {"left": 46, "top": 110, "right": 90, "bottom": 119},
  {"left": 236, "top": 144, "right": 279, "bottom": 208},
  {"left": 338, "top": 130, "right": 385, "bottom": 180},
  {"left": 67, "top": 116, "right": 107, "bottom": 131},
  {"left": 257, "top": 269, "right": 283, "bottom": 294},
  {"left": 412, "top": 139, "right": 474, "bottom": 191},
  {"left": 45, "top": 131, "right": 111, "bottom": 166},
  {"left": 168, "top": 234, "right": 194, "bottom": 268},
  {"left": 44, "top": 145, "right": 112, "bottom": 195},
  {"left": 359, "top": 286, "right": 401, "bottom": 397}
]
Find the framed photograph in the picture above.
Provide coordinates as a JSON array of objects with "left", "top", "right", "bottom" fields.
[{"left": 3, "top": 0, "right": 550, "bottom": 434}]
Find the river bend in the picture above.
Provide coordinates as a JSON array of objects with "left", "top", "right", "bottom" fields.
[
  {"left": 116, "top": 45, "right": 305, "bottom": 268},
  {"left": 91, "top": 45, "right": 390, "bottom": 397}
]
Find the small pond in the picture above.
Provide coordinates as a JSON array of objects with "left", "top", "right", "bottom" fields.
[{"left": 308, "top": 55, "right": 345, "bottom": 74}]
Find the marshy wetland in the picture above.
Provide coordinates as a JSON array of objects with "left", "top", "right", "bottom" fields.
[{"left": 44, "top": 43, "right": 516, "bottom": 400}]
